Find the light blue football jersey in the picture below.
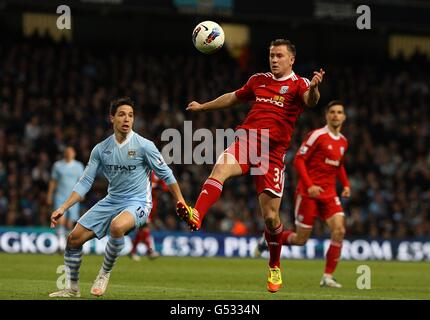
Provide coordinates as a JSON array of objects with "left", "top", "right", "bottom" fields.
[
  {"left": 51, "top": 159, "right": 85, "bottom": 200},
  {"left": 73, "top": 131, "right": 176, "bottom": 205}
]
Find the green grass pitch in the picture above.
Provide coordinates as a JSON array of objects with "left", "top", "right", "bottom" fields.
[{"left": 0, "top": 253, "right": 429, "bottom": 300}]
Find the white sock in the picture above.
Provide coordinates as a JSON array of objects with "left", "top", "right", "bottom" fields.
[{"left": 70, "top": 280, "right": 79, "bottom": 291}]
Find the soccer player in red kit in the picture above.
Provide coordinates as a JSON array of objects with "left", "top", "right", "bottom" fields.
[
  {"left": 176, "top": 38, "right": 325, "bottom": 293},
  {"left": 257, "top": 101, "right": 350, "bottom": 288},
  {"left": 129, "top": 172, "right": 168, "bottom": 261}
]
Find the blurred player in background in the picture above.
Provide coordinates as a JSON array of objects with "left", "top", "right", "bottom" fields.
[
  {"left": 129, "top": 172, "right": 168, "bottom": 261},
  {"left": 49, "top": 97, "right": 188, "bottom": 298},
  {"left": 177, "top": 39, "right": 325, "bottom": 293},
  {"left": 256, "top": 100, "right": 350, "bottom": 288},
  {"left": 47, "top": 146, "right": 84, "bottom": 250}
]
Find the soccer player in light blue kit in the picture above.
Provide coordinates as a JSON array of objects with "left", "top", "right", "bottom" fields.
[
  {"left": 49, "top": 97, "right": 188, "bottom": 298},
  {"left": 47, "top": 146, "right": 84, "bottom": 248}
]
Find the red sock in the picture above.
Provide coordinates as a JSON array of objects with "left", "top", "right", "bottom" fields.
[
  {"left": 325, "top": 240, "right": 342, "bottom": 274},
  {"left": 281, "top": 230, "right": 295, "bottom": 245},
  {"left": 142, "top": 228, "right": 152, "bottom": 253},
  {"left": 264, "top": 224, "right": 283, "bottom": 268},
  {"left": 195, "top": 178, "right": 223, "bottom": 220},
  {"left": 131, "top": 229, "right": 144, "bottom": 254}
]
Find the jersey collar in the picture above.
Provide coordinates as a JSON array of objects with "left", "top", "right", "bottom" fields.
[
  {"left": 325, "top": 125, "right": 341, "bottom": 140},
  {"left": 271, "top": 71, "right": 295, "bottom": 81},
  {"left": 115, "top": 130, "right": 135, "bottom": 148}
]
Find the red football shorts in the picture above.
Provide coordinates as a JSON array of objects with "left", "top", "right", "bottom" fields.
[
  {"left": 294, "top": 192, "right": 344, "bottom": 228},
  {"left": 224, "top": 134, "right": 286, "bottom": 197}
]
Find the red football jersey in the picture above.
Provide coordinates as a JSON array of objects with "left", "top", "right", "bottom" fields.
[
  {"left": 294, "top": 126, "right": 349, "bottom": 198},
  {"left": 151, "top": 172, "right": 168, "bottom": 196},
  {"left": 149, "top": 172, "right": 168, "bottom": 219},
  {"left": 235, "top": 71, "right": 310, "bottom": 151}
]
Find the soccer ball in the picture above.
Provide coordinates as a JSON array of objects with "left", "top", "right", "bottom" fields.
[{"left": 192, "top": 21, "right": 225, "bottom": 54}]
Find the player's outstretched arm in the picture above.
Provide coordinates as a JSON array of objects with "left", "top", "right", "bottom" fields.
[
  {"left": 46, "top": 179, "right": 57, "bottom": 206},
  {"left": 142, "top": 141, "right": 188, "bottom": 206},
  {"left": 187, "top": 92, "right": 239, "bottom": 112},
  {"left": 166, "top": 182, "right": 186, "bottom": 204},
  {"left": 303, "top": 68, "right": 325, "bottom": 107},
  {"left": 50, "top": 191, "right": 82, "bottom": 228}
]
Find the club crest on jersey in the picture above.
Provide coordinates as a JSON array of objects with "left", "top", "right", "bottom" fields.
[
  {"left": 128, "top": 150, "right": 136, "bottom": 158},
  {"left": 279, "top": 86, "right": 289, "bottom": 94},
  {"left": 340, "top": 147, "right": 345, "bottom": 155},
  {"left": 299, "top": 145, "right": 309, "bottom": 155}
]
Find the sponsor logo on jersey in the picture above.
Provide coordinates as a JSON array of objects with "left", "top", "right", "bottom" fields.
[
  {"left": 105, "top": 164, "right": 137, "bottom": 172},
  {"left": 325, "top": 158, "right": 340, "bottom": 166},
  {"left": 280, "top": 85, "right": 289, "bottom": 94},
  {"left": 255, "top": 95, "right": 284, "bottom": 107}
]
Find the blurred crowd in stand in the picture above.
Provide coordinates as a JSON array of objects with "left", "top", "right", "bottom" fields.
[{"left": 0, "top": 37, "right": 429, "bottom": 240}]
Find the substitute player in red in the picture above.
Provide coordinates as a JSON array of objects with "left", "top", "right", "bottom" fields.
[
  {"left": 129, "top": 172, "right": 168, "bottom": 261},
  {"left": 177, "top": 38, "right": 325, "bottom": 293},
  {"left": 257, "top": 100, "right": 350, "bottom": 288}
]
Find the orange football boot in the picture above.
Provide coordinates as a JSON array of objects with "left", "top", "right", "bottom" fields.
[
  {"left": 267, "top": 267, "right": 282, "bottom": 293},
  {"left": 176, "top": 201, "right": 201, "bottom": 231}
]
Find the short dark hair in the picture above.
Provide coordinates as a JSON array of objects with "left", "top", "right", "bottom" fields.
[
  {"left": 325, "top": 100, "right": 344, "bottom": 113},
  {"left": 270, "top": 39, "right": 296, "bottom": 56},
  {"left": 110, "top": 96, "right": 135, "bottom": 116}
]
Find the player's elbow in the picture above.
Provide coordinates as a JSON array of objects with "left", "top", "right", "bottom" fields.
[
  {"left": 305, "top": 96, "right": 319, "bottom": 108},
  {"left": 303, "top": 92, "right": 320, "bottom": 108}
]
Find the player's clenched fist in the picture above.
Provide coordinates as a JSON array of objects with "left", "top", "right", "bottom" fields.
[
  {"left": 307, "top": 185, "right": 324, "bottom": 198},
  {"left": 186, "top": 101, "right": 204, "bottom": 112},
  {"left": 310, "top": 68, "right": 325, "bottom": 88},
  {"left": 341, "top": 186, "right": 351, "bottom": 198}
]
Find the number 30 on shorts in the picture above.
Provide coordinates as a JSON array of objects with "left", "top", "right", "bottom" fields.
[{"left": 273, "top": 167, "right": 284, "bottom": 189}]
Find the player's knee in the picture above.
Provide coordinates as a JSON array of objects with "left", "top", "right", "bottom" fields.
[
  {"left": 67, "top": 232, "right": 82, "bottom": 248},
  {"left": 210, "top": 165, "right": 228, "bottom": 182},
  {"left": 295, "top": 236, "right": 308, "bottom": 246},
  {"left": 264, "top": 214, "right": 279, "bottom": 230},
  {"left": 333, "top": 226, "right": 346, "bottom": 241},
  {"left": 110, "top": 222, "right": 125, "bottom": 238}
]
